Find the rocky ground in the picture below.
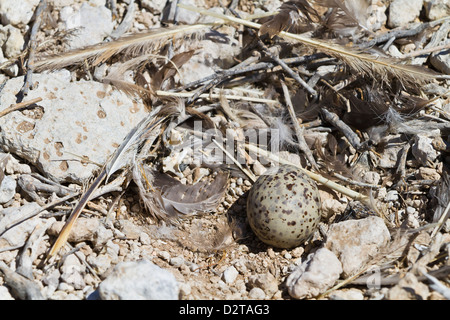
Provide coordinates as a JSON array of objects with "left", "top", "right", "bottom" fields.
[{"left": 0, "top": 0, "right": 449, "bottom": 300}]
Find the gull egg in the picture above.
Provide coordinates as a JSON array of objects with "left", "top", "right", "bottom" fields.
[{"left": 247, "top": 165, "right": 321, "bottom": 249}]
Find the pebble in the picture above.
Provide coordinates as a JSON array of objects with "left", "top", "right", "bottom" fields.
[
  {"left": 0, "top": 285, "right": 14, "bottom": 300},
  {"left": 248, "top": 287, "right": 266, "bottom": 300},
  {"left": 247, "top": 272, "right": 278, "bottom": 296},
  {"left": 98, "top": 259, "right": 179, "bottom": 300},
  {"left": 158, "top": 250, "right": 171, "bottom": 262},
  {"left": 424, "top": 0, "right": 450, "bottom": 20},
  {"left": 222, "top": 266, "right": 239, "bottom": 285},
  {"left": 0, "top": 25, "right": 25, "bottom": 59},
  {"left": 324, "top": 216, "right": 391, "bottom": 277},
  {"left": 412, "top": 133, "right": 439, "bottom": 166},
  {"left": 0, "top": 175, "right": 16, "bottom": 204},
  {"left": 0, "top": 0, "right": 39, "bottom": 26},
  {"left": 59, "top": 3, "right": 114, "bottom": 49},
  {"left": 169, "top": 256, "right": 185, "bottom": 268},
  {"left": 388, "top": 0, "right": 423, "bottom": 28},
  {"left": 286, "top": 248, "right": 343, "bottom": 299}
]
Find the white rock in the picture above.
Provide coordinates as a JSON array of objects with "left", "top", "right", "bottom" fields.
[
  {"left": 169, "top": 256, "right": 185, "bottom": 268},
  {"left": 59, "top": 3, "right": 114, "bottom": 49},
  {"left": 248, "top": 272, "right": 278, "bottom": 296},
  {"left": 424, "top": 0, "right": 450, "bottom": 20},
  {"left": 385, "top": 190, "right": 399, "bottom": 202},
  {"left": 0, "top": 175, "right": 16, "bottom": 204},
  {"left": 0, "top": 202, "right": 43, "bottom": 248},
  {"left": 412, "top": 134, "right": 439, "bottom": 166},
  {"left": 248, "top": 287, "right": 266, "bottom": 300},
  {"left": 0, "top": 0, "right": 40, "bottom": 26},
  {"left": 324, "top": 216, "right": 390, "bottom": 277},
  {"left": 0, "top": 25, "right": 24, "bottom": 58},
  {"left": 222, "top": 266, "right": 239, "bottom": 285},
  {"left": 330, "top": 288, "right": 365, "bottom": 300},
  {"left": 388, "top": 0, "right": 423, "bottom": 28},
  {"left": 98, "top": 259, "right": 179, "bottom": 300},
  {"left": 141, "top": 0, "right": 167, "bottom": 14},
  {"left": 60, "top": 254, "right": 86, "bottom": 290},
  {"left": 87, "top": 253, "right": 113, "bottom": 276},
  {"left": 0, "top": 285, "right": 14, "bottom": 300},
  {"left": 286, "top": 248, "right": 342, "bottom": 299},
  {"left": 0, "top": 72, "right": 149, "bottom": 183},
  {"left": 161, "top": 0, "right": 203, "bottom": 24}
]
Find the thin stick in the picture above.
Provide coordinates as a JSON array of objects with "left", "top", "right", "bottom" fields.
[
  {"left": 0, "top": 97, "right": 43, "bottom": 118},
  {"left": 212, "top": 138, "right": 256, "bottom": 183},
  {"left": 402, "top": 42, "right": 450, "bottom": 59},
  {"left": 19, "top": 0, "right": 47, "bottom": 99},
  {"left": 156, "top": 90, "right": 279, "bottom": 104},
  {"left": 280, "top": 80, "right": 318, "bottom": 169}
]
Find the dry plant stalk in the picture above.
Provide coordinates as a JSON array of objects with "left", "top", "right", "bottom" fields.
[{"left": 179, "top": 4, "right": 442, "bottom": 87}]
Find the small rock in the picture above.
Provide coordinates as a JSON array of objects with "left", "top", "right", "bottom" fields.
[
  {"left": 330, "top": 288, "right": 364, "bottom": 300},
  {"left": 169, "top": 256, "right": 185, "bottom": 268},
  {"left": 48, "top": 218, "right": 100, "bottom": 243},
  {"left": 416, "top": 167, "right": 441, "bottom": 180},
  {"left": 412, "top": 134, "right": 439, "bottom": 166},
  {"left": 161, "top": 0, "right": 202, "bottom": 24},
  {"left": 286, "top": 248, "right": 342, "bottom": 299},
  {"left": 0, "top": 285, "right": 13, "bottom": 300},
  {"left": 385, "top": 190, "right": 399, "bottom": 202},
  {"left": 98, "top": 259, "right": 179, "bottom": 300},
  {"left": 87, "top": 254, "right": 112, "bottom": 276},
  {"left": 60, "top": 254, "right": 86, "bottom": 290},
  {"left": 42, "top": 269, "right": 61, "bottom": 291},
  {"left": 59, "top": 3, "right": 113, "bottom": 49},
  {"left": 116, "top": 219, "right": 142, "bottom": 240},
  {"left": 0, "top": 175, "right": 16, "bottom": 204},
  {"left": 424, "top": 0, "right": 450, "bottom": 20},
  {"left": 248, "top": 272, "right": 278, "bottom": 296},
  {"left": 0, "top": 0, "right": 39, "bottom": 26},
  {"left": 248, "top": 287, "right": 266, "bottom": 300},
  {"left": 141, "top": 0, "right": 167, "bottom": 14},
  {"left": 0, "top": 25, "right": 25, "bottom": 58},
  {"left": 158, "top": 250, "right": 171, "bottom": 262},
  {"left": 222, "top": 266, "right": 239, "bottom": 285},
  {"left": 388, "top": 0, "right": 423, "bottom": 28},
  {"left": 324, "top": 216, "right": 390, "bottom": 277},
  {"left": 387, "top": 272, "right": 430, "bottom": 300},
  {"left": 0, "top": 202, "right": 43, "bottom": 248}
]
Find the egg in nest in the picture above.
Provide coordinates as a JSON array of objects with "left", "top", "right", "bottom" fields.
[{"left": 247, "top": 165, "right": 321, "bottom": 249}]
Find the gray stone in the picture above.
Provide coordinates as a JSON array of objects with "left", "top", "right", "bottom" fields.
[
  {"left": 0, "top": 71, "right": 149, "bottom": 183},
  {"left": 59, "top": 3, "right": 114, "bottom": 49},
  {"left": 98, "top": 259, "right": 179, "bottom": 300},
  {"left": 324, "top": 216, "right": 390, "bottom": 277},
  {"left": 0, "top": 175, "right": 16, "bottom": 204},
  {"left": 388, "top": 0, "right": 423, "bottom": 28},
  {"left": 169, "top": 256, "right": 185, "bottom": 268},
  {"left": 286, "top": 248, "right": 342, "bottom": 299},
  {"left": 0, "top": 0, "right": 40, "bottom": 26}
]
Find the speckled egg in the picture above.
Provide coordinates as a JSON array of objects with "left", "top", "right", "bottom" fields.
[{"left": 246, "top": 165, "right": 321, "bottom": 249}]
